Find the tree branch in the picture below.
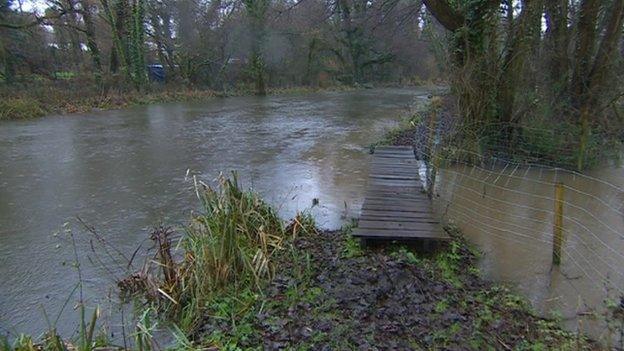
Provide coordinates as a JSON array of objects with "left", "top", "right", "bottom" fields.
[{"left": 422, "top": 0, "right": 464, "bottom": 31}]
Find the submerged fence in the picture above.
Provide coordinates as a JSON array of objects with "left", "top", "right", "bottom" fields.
[{"left": 414, "top": 100, "right": 624, "bottom": 346}]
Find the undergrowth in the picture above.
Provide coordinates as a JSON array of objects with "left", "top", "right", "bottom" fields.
[
  {"left": 0, "top": 98, "right": 45, "bottom": 120},
  {"left": 0, "top": 81, "right": 355, "bottom": 120},
  {"left": 118, "top": 173, "right": 316, "bottom": 339}
]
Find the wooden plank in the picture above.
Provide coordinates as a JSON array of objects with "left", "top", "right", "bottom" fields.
[
  {"left": 367, "top": 186, "right": 422, "bottom": 193},
  {"left": 373, "top": 152, "right": 414, "bottom": 157},
  {"left": 372, "top": 154, "right": 415, "bottom": 159},
  {"left": 362, "top": 204, "right": 432, "bottom": 213},
  {"left": 353, "top": 144, "right": 448, "bottom": 243},
  {"left": 369, "top": 183, "right": 419, "bottom": 189},
  {"left": 371, "top": 157, "right": 416, "bottom": 161},
  {"left": 369, "top": 174, "right": 419, "bottom": 180},
  {"left": 369, "top": 178, "right": 418, "bottom": 185},
  {"left": 361, "top": 209, "right": 436, "bottom": 218},
  {"left": 364, "top": 194, "right": 425, "bottom": 201},
  {"left": 364, "top": 197, "right": 426, "bottom": 204},
  {"left": 366, "top": 188, "right": 424, "bottom": 194},
  {"left": 358, "top": 220, "right": 439, "bottom": 231},
  {"left": 369, "top": 169, "right": 418, "bottom": 176},
  {"left": 375, "top": 146, "right": 413, "bottom": 150},
  {"left": 364, "top": 195, "right": 429, "bottom": 202},
  {"left": 370, "top": 166, "right": 418, "bottom": 171},
  {"left": 352, "top": 228, "right": 449, "bottom": 239},
  {"left": 370, "top": 162, "right": 416, "bottom": 167},
  {"left": 374, "top": 148, "right": 413, "bottom": 152},
  {"left": 370, "top": 162, "right": 417, "bottom": 168},
  {"left": 369, "top": 166, "right": 418, "bottom": 172},
  {"left": 360, "top": 211, "right": 438, "bottom": 220},
  {"left": 360, "top": 215, "right": 439, "bottom": 223},
  {"left": 369, "top": 173, "right": 419, "bottom": 179},
  {"left": 364, "top": 199, "right": 431, "bottom": 207},
  {"left": 370, "top": 163, "right": 418, "bottom": 168}
]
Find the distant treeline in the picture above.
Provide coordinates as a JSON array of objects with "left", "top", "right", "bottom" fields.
[{"left": 0, "top": 0, "right": 442, "bottom": 93}]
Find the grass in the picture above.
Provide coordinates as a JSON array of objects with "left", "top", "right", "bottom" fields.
[
  {"left": 118, "top": 173, "right": 315, "bottom": 337},
  {"left": 0, "top": 98, "right": 46, "bottom": 120},
  {"left": 368, "top": 111, "right": 423, "bottom": 152},
  {"left": 0, "top": 78, "right": 356, "bottom": 121}
]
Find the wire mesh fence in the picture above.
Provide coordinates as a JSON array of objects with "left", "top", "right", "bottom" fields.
[{"left": 412, "top": 98, "right": 624, "bottom": 347}]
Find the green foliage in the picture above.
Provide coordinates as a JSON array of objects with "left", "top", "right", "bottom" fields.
[
  {"left": 166, "top": 173, "right": 287, "bottom": 331},
  {"left": 5, "top": 335, "right": 36, "bottom": 351},
  {"left": 129, "top": 0, "right": 147, "bottom": 89},
  {"left": 0, "top": 98, "right": 45, "bottom": 120},
  {"left": 134, "top": 307, "right": 158, "bottom": 351},
  {"left": 118, "top": 173, "right": 322, "bottom": 343},
  {"left": 435, "top": 239, "right": 463, "bottom": 288},
  {"left": 340, "top": 222, "right": 363, "bottom": 259}
]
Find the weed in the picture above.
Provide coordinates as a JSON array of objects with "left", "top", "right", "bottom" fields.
[
  {"left": 119, "top": 172, "right": 322, "bottom": 344},
  {"left": 0, "top": 98, "right": 45, "bottom": 120},
  {"left": 434, "top": 299, "right": 449, "bottom": 314},
  {"left": 340, "top": 221, "right": 363, "bottom": 259}
]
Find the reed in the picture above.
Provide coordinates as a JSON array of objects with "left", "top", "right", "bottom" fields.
[{"left": 120, "top": 173, "right": 311, "bottom": 334}]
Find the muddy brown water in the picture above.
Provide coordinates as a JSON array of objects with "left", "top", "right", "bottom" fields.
[
  {"left": 0, "top": 88, "right": 429, "bottom": 336},
  {"left": 434, "top": 163, "right": 624, "bottom": 344}
]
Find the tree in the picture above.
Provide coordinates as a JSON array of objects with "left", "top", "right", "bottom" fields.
[
  {"left": 422, "top": 0, "right": 624, "bottom": 169},
  {"left": 243, "top": 0, "right": 269, "bottom": 95}
]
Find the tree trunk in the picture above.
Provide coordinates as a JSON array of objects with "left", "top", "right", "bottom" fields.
[
  {"left": 575, "top": 0, "right": 624, "bottom": 170},
  {"left": 497, "top": 0, "right": 543, "bottom": 142},
  {"left": 79, "top": 0, "right": 102, "bottom": 83},
  {"left": 244, "top": 0, "right": 269, "bottom": 95},
  {"left": 571, "top": 0, "right": 599, "bottom": 109},
  {"left": 544, "top": 0, "right": 569, "bottom": 102}
]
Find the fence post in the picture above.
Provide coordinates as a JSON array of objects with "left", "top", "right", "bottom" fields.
[
  {"left": 426, "top": 98, "right": 439, "bottom": 199},
  {"left": 552, "top": 182, "right": 565, "bottom": 265}
]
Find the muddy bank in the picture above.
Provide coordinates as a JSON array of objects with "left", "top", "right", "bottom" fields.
[{"left": 197, "top": 228, "right": 595, "bottom": 350}]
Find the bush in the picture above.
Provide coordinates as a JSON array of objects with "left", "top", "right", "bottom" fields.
[{"left": 0, "top": 98, "right": 46, "bottom": 120}]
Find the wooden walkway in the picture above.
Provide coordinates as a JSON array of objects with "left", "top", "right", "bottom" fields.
[{"left": 353, "top": 145, "right": 449, "bottom": 242}]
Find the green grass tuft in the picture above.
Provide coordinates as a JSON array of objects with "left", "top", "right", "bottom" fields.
[{"left": 0, "top": 98, "right": 46, "bottom": 120}]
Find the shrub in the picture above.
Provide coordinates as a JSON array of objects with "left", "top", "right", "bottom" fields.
[{"left": 0, "top": 98, "right": 46, "bottom": 120}]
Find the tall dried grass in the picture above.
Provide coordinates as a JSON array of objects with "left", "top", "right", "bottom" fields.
[{"left": 119, "top": 173, "right": 316, "bottom": 334}]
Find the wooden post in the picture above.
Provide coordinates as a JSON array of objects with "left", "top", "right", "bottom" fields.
[
  {"left": 426, "top": 98, "right": 439, "bottom": 199},
  {"left": 552, "top": 182, "right": 565, "bottom": 265}
]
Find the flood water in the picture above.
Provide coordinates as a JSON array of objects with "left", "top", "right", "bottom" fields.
[
  {"left": 1, "top": 87, "right": 622, "bottom": 344},
  {"left": 434, "top": 163, "right": 624, "bottom": 343},
  {"left": 0, "top": 88, "right": 427, "bottom": 336}
]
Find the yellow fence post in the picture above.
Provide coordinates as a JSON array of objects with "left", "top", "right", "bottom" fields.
[{"left": 552, "top": 182, "right": 565, "bottom": 265}]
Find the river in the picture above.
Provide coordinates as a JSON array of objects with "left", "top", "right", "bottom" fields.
[
  {"left": 2, "top": 87, "right": 621, "bottom": 344},
  {"left": 0, "top": 88, "right": 428, "bottom": 336}
]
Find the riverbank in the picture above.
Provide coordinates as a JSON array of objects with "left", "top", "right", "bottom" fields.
[
  {"left": 118, "top": 175, "right": 596, "bottom": 349},
  {"left": 2, "top": 174, "right": 597, "bottom": 350},
  {"left": 0, "top": 82, "right": 364, "bottom": 121},
  {"left": 0, "top": 80, "right": 441, "bottom": 121},
  {"left": 219, "top": 226, "right": 596, "bottom": 350}
]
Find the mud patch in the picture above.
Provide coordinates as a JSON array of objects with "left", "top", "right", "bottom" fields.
[{"left": 204, "top": 229, "right": 595, "bottom": 350}]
